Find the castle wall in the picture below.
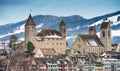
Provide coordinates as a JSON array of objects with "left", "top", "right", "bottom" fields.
[{"left": 34, "top": 38, "right": 66, "bottom": 54}]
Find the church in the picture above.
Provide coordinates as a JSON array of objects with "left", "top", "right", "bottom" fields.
[
  {"left": 25, "top": 14, "right": 66, "bottom": 57},
  {"left": 72, "top": 22, "right": 112, "bottom": 56}
]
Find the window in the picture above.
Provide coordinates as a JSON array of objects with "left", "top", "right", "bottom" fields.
[
  {"left": 48, "top": 38, "right": 50, "bottom": 40},
  {"left": 60, "top": 43, "right": 62, "bottom": 45},
  {"left": 108, "top": 31, "right": 110, "bottom": 37},
  {"left": 103, "top": 31, "right": 105, "bottom": 37}
]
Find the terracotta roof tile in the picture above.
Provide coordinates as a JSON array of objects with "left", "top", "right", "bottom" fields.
[{"left": 40, "top": 48, "right": 56, "bottom": 56}]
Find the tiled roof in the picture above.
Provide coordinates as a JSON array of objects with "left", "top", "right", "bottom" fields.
[
  {"left": 25, "top": 14, "right": 36, "bottom": 26},
  {"left": 37, "top": 29, "right": 62, "bottom": 38},
  {"left": 40, "top": 48, "right": 56, "bottom": 56},
  {"left": 87, "top": 52, "right": 98, "bottom": 62},
  {"left": 100, "top": 22, "right": 110, "bottom": 29},
  {"left": 79, "top": 34, "right": 104, "bottom": 47}
]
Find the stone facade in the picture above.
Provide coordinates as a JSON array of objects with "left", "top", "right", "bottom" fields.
[
  {"left": 72, "top": 22, "right": 112, "bottom": 55},
  {"left": 72, "top": 25, "right": 105, "bottom": 56},
  {"left": 100, "top": 22, "right": 111, "bottom": 51},
  {"left": 25, "top": 14, "right": 66, "bottom": 56}
]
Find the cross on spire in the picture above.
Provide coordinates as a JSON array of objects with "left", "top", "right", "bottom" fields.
[{"left": 29, "top": 9, "right": 32, "bottom": 14}]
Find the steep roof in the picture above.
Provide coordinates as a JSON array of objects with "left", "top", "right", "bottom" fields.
[
  {"left": 87, "top": 52, "right": 99, "bottom": 62},
  {"left": 59, "top": 20, "right": 66, "bottom": 26},
  {"left": 89, "top": 26, "right": 96, "bottom": 31},
  {"left": 79, "top": 34, "right": 104, "bottom": 47},
  {"left": 10, "top": 35, "right": 17, "bottom": 40},
  {"left": 37, "top": 29, "right": 62, "bottom": 38},
  {"left": 25, "top": 14, "right": 36, "bottom": 26},
  {"left": 100, "top": 22, "right": 110, "bottom": 29},
  {"left": 40, "top": 48, "right": 56, "bottom": 56},
  {"left": 112, "top": 44, "right": 118, "bottom": 47}
]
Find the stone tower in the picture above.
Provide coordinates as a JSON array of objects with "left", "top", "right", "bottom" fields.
[
  {"left": 100, "top": 22, "right": 111, "bottom": 51},
  {"left": 59, "top": 20, "right": 66, "bottom": 38},
  {"left": 25, "top": 14, "right": 36, "bottom": 48},
  {"left": 89, "top": 26, "right": 96, "bottom": 35}
]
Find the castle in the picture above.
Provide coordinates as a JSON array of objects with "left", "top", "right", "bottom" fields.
[
  {"left": 25, "top": 14, "right": 66, "bottom": 57},
  {"left": 72, "top": 22, "right": 112, "bottom": 56},
  {"left": 9, "top": 14, "right": 112, "bottom": 57}
]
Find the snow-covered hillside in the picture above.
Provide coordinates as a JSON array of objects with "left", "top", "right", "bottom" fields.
[
  {"left": 91, "top": 14, "right": 120, "bottom": 39},
  {"left": 0, "top": 11, "right": 120, "bottom": 48}
]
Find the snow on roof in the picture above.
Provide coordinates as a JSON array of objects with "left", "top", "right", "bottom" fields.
[
  {"left": 57, "top": 61, "right": 60, "bottom": 64},
  {"left": 101, "top": 53, "right": 106, "bottom": 56},
  {"left": 85, "top": 39, "right": 98, "bottom": 46},
  {"left": 79, "top": 35, "right": 103, "bottom": 47},
  {"left": 87, "top": 39, "right": 98, "bottom": 46},
  {"left": 102, "top": 58, "right": 119, "bottom": 61},
  {"left": 36, "top": 37, "right": 42, "bottom": 41},
  {"left": 44, "top": 33, "right": 62, "bottom": 38}
]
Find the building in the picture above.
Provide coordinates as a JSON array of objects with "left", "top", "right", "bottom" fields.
[
  {"left": 72, "top": 22, "right": 112, "bottom": 56},
  {"left": 35, "top": 48, "right": 56, "bottom": 58},
  {"left": 25, "top": 14, "right": 66, "bottom": 56},
  {"left": 9, "top": 35, "right": 18, "bottom": 49},
  {"left": 72, "top": 26, "right": 104, "bottom": 56},
  {"left": 111, "top": 43, "right": 120, "bottom": 52},
  {"left": 100, "top": 22, "right": 111, "bottom": 51},
  {"left": 102, "top": 58, "right": 120, "bottom": 71}
]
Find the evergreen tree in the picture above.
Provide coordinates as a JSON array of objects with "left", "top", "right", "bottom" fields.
[{"left": 27, "top": 41, "right": 35, "bottom": 54}]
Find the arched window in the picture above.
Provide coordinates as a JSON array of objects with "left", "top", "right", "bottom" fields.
[
  {"left": 108, "top": 31, "right": 110, "bottom": 37},
  {"left": 103, "top": 31, "right": 105, "bottom": 37}
]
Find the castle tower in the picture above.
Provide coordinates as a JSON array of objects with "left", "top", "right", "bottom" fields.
[
  {"left": 100, "top": 22, "right": 111, "bottom": 51},
  {"left": 25, "top": 14, "right": 36, "bottom": 48},
  {"left": 89, "top": 26, "right": 96, "bottom": 35},
  {"left": 59, "top": 20, "right": 66, "bottom": 38}
]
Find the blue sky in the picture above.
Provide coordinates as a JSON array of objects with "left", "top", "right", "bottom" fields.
[{"left": 0, "top": 0, "right": 120, "bottom": 25}]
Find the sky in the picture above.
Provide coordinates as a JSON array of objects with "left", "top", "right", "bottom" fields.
[{"left": 0, "top": 0, "right": 120, "bottom": 25}]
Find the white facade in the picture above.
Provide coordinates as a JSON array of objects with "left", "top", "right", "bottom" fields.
[{"left": 102, "top": 58, "right": 120, "bottom": 71}]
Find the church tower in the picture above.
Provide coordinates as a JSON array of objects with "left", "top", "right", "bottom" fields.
[
  {"left": 100, "top": 22, "right": 111, "bottom": 51},
  {"left": 25, "top": 14, "right": 36, "bottom": 48},
  {"left": 59, "top": 20, "right": 66, "bottom": 38},
  {"left": 89, "top": 26, "right": 96, "bottom": 35}
]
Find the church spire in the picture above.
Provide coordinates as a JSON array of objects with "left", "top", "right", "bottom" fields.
[
  {"left": 25, "top": 14, "right": 36, "bottom": 26},
  {"left": 59, "top": 20, "right": 65, "bottom": 26}
]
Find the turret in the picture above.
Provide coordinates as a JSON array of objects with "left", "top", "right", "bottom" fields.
[
  {"left": 25, "top": 14, "right": 36, "bottom": 48},
  {"left": 59, "top": 20, "right": 66, "bottom": 38},
  {"left": 89, "top": 26, "right": 96, "bottom": 35},
  {"left": 100, "top": 22, "right": 111, "bottom": 51}
]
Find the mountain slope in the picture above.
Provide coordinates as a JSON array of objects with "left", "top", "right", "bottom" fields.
[{"left": 0, "top": 11, "right": 120, "bottom": 47}]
